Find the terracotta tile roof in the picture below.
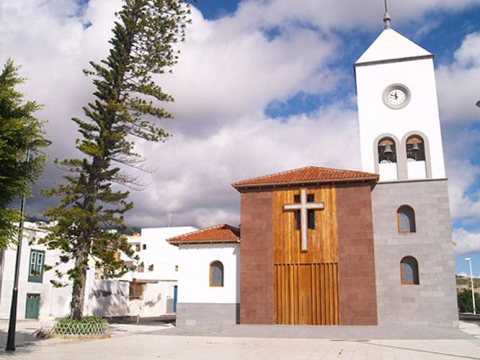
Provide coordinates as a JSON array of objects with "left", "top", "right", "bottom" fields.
[
  {"left": 167, "top": 224, "right": 240, "bottom": 246},
  {"left": 232, "top": 166, "right": 378, "bottom": 190}
]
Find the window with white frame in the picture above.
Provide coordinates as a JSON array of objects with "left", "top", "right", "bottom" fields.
[{"left": 28, "top": 249, "right": 45, "bottom": 283}]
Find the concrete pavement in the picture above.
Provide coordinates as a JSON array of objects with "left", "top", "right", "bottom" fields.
[{"left": 0, "top": 320, "right": 479, "bottom": 359}]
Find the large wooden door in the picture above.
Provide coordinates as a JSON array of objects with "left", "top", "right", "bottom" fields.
[
  {"left": 274, "top": 263, "right": 338, "bottom": 325},
  {"left": 273, "top": 187, "right": 339, "bottom": 325}
]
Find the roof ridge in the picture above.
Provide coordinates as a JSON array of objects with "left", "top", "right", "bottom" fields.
[
  {"left": 232, "top": 166, "right": 314, "bottom": 185},
  {"left": 232, "top": 166, "right": 378, "bottom": 188}
]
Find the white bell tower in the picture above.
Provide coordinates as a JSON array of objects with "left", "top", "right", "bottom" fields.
[
  {"left": 355, "top": 9, "right": 446, "bottom": 182},
  {"left": 354, "top": 4, "right": 458, "bottom": 328}
]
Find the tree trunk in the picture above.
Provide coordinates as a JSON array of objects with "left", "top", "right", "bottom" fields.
[{"left": 70, "top": 233, "right": 91, "bottom": 320}]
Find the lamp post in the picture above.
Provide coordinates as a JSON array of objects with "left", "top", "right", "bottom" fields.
[
  {"left": 6, "top": 139, "right": 52, "bottom": 352},
  {"left": 464, "top": 257, "right": 476, "bottom": 315}
]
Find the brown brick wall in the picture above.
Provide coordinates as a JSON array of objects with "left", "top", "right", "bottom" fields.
[
  {"left": 239, "top": 191, "right": 274, "bottom": 324},
  {"left": 336, "top": 184, "right": 378, "bottom": 325}
]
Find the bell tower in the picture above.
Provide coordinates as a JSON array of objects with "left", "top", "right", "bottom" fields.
[
  {"left": 353, "top": 5, "right": 458, "bottom": 327},
  {"left": 355, "top": 7, "right": 446, "bottom": 182}
]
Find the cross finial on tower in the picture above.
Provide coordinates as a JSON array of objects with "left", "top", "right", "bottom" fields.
[{"left": 383, "top": 0, "right": 391, "bottom": 29}]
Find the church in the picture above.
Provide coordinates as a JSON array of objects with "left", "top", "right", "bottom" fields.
[{"left": 168, "top": 12, "right": 458, "bottom": 328}]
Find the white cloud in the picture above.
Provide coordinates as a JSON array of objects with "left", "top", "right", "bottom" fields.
[
  {"left": 1, "top": 0, "right": 480, "bottom": 233},
  {"left": 436, "top": 31, "right": 480, "bottom": 123},
  {"left": 446, "top": 159, "right": 480, "bottom": 221},
  {"left": 454, "top": 228, "right": 480, "bottom": 255}
]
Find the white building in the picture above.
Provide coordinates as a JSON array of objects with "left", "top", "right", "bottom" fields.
[
  {"left": 167, "top": 224, "right": 240, "bottom": 326},
  {"left": 118, "top": 226, "right": 198, "bottom": 316},
  {"left": 0, "top": 223, "right": 200, "bottom": 321},
  {"left": 121, "top": 226, "right": 198, "bottom": 282},
  {"left": 0, "top": 222, "right": 72, "bottom": 320}
]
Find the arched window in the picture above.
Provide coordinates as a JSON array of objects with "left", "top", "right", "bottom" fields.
[
  {"left": 210, "top": 261, "right": 224, "bottom": 287},
  {"left": 400, "top": 256, "right": 419, "bottom": 285},
  {"left": 397, "top": 205, "right": 416, "bottom": 233},
  {"left": 378, "top": 137, "right": 397, "bottom": 163}
]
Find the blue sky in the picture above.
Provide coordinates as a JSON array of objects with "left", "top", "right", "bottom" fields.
[
  {"left": 1, "top": 0, "right": 480, "bottom": 276},
  {"left": 190, "top": 0, "right": 480, "bottom": 277}
]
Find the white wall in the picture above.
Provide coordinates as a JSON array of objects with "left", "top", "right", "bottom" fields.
[
  {"left": 128, "top": 281, "right": 177, "bottom": 316},
  {"left": 356, "top": 58, "right": 446, "bottom": 180},
  {"left": 177, "top": 243, "right": 239, "bottom": 304},
  {"left": 121, "top": 226, "right": 198, "bottom": 282}
]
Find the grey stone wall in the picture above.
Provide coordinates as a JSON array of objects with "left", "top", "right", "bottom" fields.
[
  {"left": 176, "top": 303, "right": 240, "bottom": 327},
  {"left": 372, "top": 179, "right": 458, "bottom": 327}
]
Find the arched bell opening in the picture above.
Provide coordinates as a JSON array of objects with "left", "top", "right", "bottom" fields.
[
  {"left": 406, "top": 135, "right": 427, "bottom": 179},
  {"left": 377, "top": 137, "right": 398, "bottom": 181}
]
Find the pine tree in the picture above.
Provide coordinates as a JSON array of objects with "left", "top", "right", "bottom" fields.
[
  {"left": 0, "top": 59, "right": 47, "bottom": 248},
  {"left": 42, "top": 0, "right": 191, "bottom": 320}
]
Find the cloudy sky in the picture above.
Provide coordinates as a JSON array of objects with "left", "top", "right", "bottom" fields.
[{"left": 1, "top": 0, "right": 480, "bottom": 275}]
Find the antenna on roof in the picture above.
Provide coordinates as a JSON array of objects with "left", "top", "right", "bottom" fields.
[
  {"left": 383, "top": 0, "right": 391, "bottom": 29},
  {"left": 167, "top": 213, "right": 173, "bottom": 227}
]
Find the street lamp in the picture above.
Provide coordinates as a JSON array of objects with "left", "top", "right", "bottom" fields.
[
  {"left": 464, "top": 257, "right": 476, "bottom": 315},
  {"left": 6, "top": 139, "right": 52, "bottom": 352}
]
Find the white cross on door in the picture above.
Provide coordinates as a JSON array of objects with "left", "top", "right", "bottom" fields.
[{"left": 284, "top": 188, "right": 324, "bottom": 251}]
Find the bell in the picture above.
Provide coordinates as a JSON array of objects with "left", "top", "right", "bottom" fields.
[
  {"left": 383, "top": 144, "right": 393, "bottom": 154},
  {"left": 411, "top": 142, "right": 420, "bottom": 151}
]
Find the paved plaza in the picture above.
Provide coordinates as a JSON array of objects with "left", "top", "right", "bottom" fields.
[{"left": 0, "top": 319, "right": 479, "bottom": 359}]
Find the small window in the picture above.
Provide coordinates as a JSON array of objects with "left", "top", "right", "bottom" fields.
[
  {"left": 175, "top": 265, "right": 179, "bottom": 272},
  {"left": 307, "top": 194, "right": 314, "bottom": 202},
  {"left": 28, "top": 250, "right": 45, "bottom": 283},
  {"left": 307, "top": 210, "right": 315, "bottom": 229},
  {"left": 142, "top": 244, "right": 147, "bottom": 250},
  {"left": 294, "top": 195, "right": 300, "bottom": 203},
  {"left": 129, "top": 281, "right": 146, "bottom": 300},
  {"left": 295, "top": 211, "right": 301, "bottom": 230},
  {"left": 137, "top": 263, "right": 145, "bottom": 273},
  {"left": 135, "top": 244, "right": 140, "bottom": 252},
  {"left": 210, "top": 261, "right": 224, "bottom": 287},
  {"left": 397, "top": 205, "right": 416, "bottom": 233},
  {"left": 401, "top": 256, "right": 419, "bottom": 285}
]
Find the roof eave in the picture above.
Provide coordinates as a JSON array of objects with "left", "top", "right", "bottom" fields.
[
  {"left": 168, "top": 239, "right": 240, "bottom": 246},
  {"left": 232, "top": 176, "right": 379, "bottom": 191}
]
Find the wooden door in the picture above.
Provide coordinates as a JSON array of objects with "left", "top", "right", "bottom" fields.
[
  {"left": 275, "top": 263, "right": 339, "bottom": 325},
  {"left": 298, "top": 265, "right": 312, "bottom": 325},
  {"left": 25, "top": 293, "right": 40, "bottom": 319}
]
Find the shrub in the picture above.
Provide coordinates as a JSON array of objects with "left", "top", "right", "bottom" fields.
[{"left": 457, "top": 289, "right": 480, "bottom": 313}]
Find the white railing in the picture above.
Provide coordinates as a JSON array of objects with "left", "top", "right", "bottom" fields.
[{"left": 40, "top": 321, "right": 108, "bottom": 336}]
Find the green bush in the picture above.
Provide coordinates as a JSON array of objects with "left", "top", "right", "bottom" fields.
[{"left": 457, "top": 289, "right": 480, "bottom": 313}]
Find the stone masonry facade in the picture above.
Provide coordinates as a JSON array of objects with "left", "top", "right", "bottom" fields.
[
  {"left": 239, "top": 191, "right": 274, "bottom": 324},
  {"left": 372, "top": 179, "right": 458, "bottom": 327},
  {"left": 337, "top": 184, "right": 378, "bottom": 325}
]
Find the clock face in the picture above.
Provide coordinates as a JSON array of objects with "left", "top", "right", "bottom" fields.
[
  {"left": 387, "top": 89, "right": 406, "bottom": 106},
  {"left": 383, "top": 84, "right": 410, "bottom": 109}
]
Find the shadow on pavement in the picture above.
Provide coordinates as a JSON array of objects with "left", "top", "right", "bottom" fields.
[
  {"left": 0, "top": 327, "right": 42, "bottom": 357},
  {"left": 104, "top": 315, "right": 175, "bottom": 326},
  {"left": 459, "top": 313, "right": 480, "bottom": 324}
]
